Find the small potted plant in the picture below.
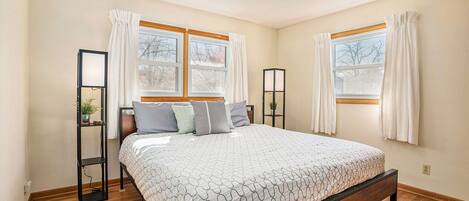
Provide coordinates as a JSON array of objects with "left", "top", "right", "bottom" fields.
[
  {"left": 270, "top": 101, "right": 277, "bottom": 115},
  {"left": 81, "top": 98, "right": 99, "bottom": 124}
]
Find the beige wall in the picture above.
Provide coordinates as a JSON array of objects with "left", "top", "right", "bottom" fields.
[
  {"left": 28, "top": 0, "right": 469, "bottom": 199},
  {"left": 278, "top": 0, "right": 469, "bottom": 199},
  {"left": 28, "top": 0, "right": 277, "bottom": 192},
  {"left": 0, "top": 0, "right": 30, "bottom": 200}
]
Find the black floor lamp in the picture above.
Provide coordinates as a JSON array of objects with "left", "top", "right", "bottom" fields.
[
  {"left": 76, "top": 49, "right": 109, "bottom": 201},
  {"left": 262, "top": 68, "right": 286, "bottom": 129}
]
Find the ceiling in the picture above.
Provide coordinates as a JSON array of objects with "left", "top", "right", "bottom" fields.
[{"left": 159, "top": 0, "right": 376, "bottom": 28}]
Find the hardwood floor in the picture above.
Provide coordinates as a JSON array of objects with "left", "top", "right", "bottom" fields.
[{"left": 32, "top": 182, "right": 438, "bottom": 201}]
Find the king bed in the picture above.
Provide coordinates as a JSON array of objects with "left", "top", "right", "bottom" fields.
[{"left": 118, "top": 105, "right": 398, "bottom": 201}]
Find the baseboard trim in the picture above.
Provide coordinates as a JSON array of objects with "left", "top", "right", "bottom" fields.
[
  {"left": 398, "top": 183, "right": 463, "bottom": 201},
  {"left": 29, "top": 179, "right": 462, "bottom": 201},
  {"left": 29, "top": 178, "right": 129, "bottom": 201}
]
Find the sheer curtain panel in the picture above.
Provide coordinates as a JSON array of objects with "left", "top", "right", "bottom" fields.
[
  {"left": 107, "top": 9, "right": 140, "bottom": 139},
  {"left": 311, "top": 33, "right": 336, "bottom": 135},
  {"left": 380, "top": 11, "right": 420, "bottom": 145},
  {"left": 225, "top": 33, "right": 249, "bottom": 103}
]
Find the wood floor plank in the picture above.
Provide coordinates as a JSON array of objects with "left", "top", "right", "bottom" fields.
[{"left": 34, "top": 182, "right": 436, "bottom": 201}]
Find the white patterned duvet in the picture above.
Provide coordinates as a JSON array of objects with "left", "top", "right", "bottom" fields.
[{"left": 119, "top": 124, "right": 384, "bottom": 201}]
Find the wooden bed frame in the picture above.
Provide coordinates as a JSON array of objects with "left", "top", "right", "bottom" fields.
[{"left": 118, "top": 105, "right": 398, "bottom": 201}]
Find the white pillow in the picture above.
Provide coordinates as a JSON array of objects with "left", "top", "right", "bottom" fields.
[{"left": 171, "top": 105, "right": 195, "bottom": 134}]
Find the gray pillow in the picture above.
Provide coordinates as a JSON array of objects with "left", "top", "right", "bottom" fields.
[
  {"left": 191, "top": 101, "right": 231, "bottom": 136},
  {"left": 230, "top": 101, "right": 251, "bottom": 127},
  {"left": 225, "top": 104, "right": 235, "bottom": 129},
  {"left": 133, "top": 101, "right": 178, "bottom": 134}
]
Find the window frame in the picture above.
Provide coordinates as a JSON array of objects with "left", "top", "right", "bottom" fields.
[
  {"left": 137, "top": 21, "right": 229, "bottom": 102},
  {"left": 138, "top": 27, "right": 184, "bottom": 97},
  {"left": 330, "top": 23, "right": 386, "bottom": 105},
  {"left": 188, "top": 35, "right": 229, "bottom": 97}
]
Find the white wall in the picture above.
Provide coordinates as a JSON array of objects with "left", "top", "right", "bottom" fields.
[
  {"left": 0, "top": 0, "right": 30, "bottom": 200},
  {"left": 277, "top": 0, "right": 469, "bottom": 199},
  {"left": 28, "top": 0, "right": 277, "bottom": 192}
]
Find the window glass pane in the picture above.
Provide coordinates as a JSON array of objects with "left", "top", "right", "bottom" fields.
[
  {"left": 190, "top": 41, "right": 226, "bottom": 67},
  {"left": 334, "top": 35, "right": 385, "bottom": 66},
  {"left": 191, "top": 69, "right": 226, "bottom": 94},
  {"left": 139, "top": 32, "right": 177, "bottom": 63},
  {"left": 334, "top": 67, "right": 384, "bottom": 97},
  {"left": 138, "top": 64, "right": 176, "bottom": 92}
]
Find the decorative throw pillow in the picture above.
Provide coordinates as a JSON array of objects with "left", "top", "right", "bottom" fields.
[
  {"left": 230, "top": 100, "right": 251, "bottom": 127},
  {"left": 225, "top": 104, "right": 235, "bottom": 129},
  {"left": 191, "top": 101, "right": 231, "bottom": 136},
  {"left": 172, "top": 105, "right": 195, "bottom": 134},
  {"left": 133, "top": 102, "right": 178, "bottom": 134}
]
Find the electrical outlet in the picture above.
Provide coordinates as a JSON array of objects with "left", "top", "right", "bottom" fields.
[
  {"left": 422, "top": 165, "right": 431, "bottom": 175},
  {"left": 24, "top": 180, "right": 32, "bottom": 194}
]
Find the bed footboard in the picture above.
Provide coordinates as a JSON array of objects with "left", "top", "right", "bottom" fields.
[
  {"left": 121, "top": 168, "right": 397, "bottom": 201},
  {"left": 324, "top": 169, "right": 398, "bottom": 201}
]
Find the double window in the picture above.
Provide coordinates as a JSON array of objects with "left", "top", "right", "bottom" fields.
[
  {"left": 137, "top": 21, "right": 229, "bottom": 98},
  {"left": 332, "top": 28, "right": 386, "bottom": 100}
]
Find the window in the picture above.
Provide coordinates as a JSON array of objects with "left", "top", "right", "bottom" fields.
[
  {"left": 137, "top": 21, "right": 229, "bottom": 100},
  {"left": 138, "top": 27, "right": 183, "bottom": 96},
  {"left": 188, "top": 36, "right": 228, "bottom": 96},
  {"left": 332, "top": 30, "right": 385, "bottom": 99}
]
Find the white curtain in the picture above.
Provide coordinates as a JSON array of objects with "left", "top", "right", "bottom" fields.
[
  {"left": 107, "top": 9, "right": 140, "bottom": 139},
  {"left": 311, "top": 33, "right": 336, "bottom": 135},
  {"left": 380, "top": 11, "right": 420, "bottom": 145},
  {"left": 225, "top": 33, "right": 249, "bottom": 103}
]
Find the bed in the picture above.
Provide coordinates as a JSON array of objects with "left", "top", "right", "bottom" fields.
[{"left": 118, "top": 105, "right": 398, "bottom": 201}]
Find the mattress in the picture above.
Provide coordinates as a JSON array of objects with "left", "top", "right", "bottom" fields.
[{"left": 119, "top": 124, "right": 384, "bottom": 201}]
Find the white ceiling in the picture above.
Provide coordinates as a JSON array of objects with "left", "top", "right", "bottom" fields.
[{"left": 160, "top": 0, "right": 376, "bottom": 28}]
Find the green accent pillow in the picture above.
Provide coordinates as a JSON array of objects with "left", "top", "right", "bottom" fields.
[{"left": 171, "top": 105, "right": 195, "bottom": 134}]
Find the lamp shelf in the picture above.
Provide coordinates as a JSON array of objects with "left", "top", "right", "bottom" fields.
[
  {"left": 264, "top": 91, "right": 285, "bottom": 93},
  {"left": 82, "top": 191, "right": 106, "bottom": 201},
  {"left": 80, "top": 122, "right": 105, "bottom": 127},
  {"left": 264, "top": 114, "right": 284, "bottom": 117},
  {"left": 80, "top": 157, "right": 105, "bottom": 167},
  {"left": 80, "top": 86, "right": 106, "bottom": 89}
]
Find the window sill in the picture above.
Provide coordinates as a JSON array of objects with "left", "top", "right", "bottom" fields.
[
  {"left": 141, "top": 96, "right": 224, "bottom": 102},
  {"left": 336, "top": 98, "right": 379, "bottom": 105}
]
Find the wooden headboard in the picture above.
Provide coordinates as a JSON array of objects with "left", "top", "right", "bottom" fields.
[{"left": 119, "top": 104, "right": 254, "bottom": 145}]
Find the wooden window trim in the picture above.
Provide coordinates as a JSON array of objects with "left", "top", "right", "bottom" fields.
[
  {"left": 141, "top": 96, "right": 224, "bottom": 102},
  {"left": 336, "top": 98, "right": 379, "bottom": 105},
  {"left": 138, "top": 20, "right": 229, "bottom": 102},
  {"left": 183, "top": 31, "right": 189, "bottom": 97},
  {"left": 331, "top": 23, "right": 386, "bottom": 39},
  {"left": 332, "top": 23, "right": 385, "bottom": 105},
  {"left": 188, "top": 29, "right": 229, "bottom": 41},
  {"left": 139, "top": 20, "right": 186, "bottom": 33}
]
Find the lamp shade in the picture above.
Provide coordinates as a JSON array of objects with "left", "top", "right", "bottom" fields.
[
  {"left": 80, "top": 50, "right": 106, "bottom": 87},
  {"left": 264, "top": 68, "right": 285, "bottom": 91}
]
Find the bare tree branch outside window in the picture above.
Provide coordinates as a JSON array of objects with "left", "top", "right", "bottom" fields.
[
  {"left": 333, "top": 34, "right": 385, "bottom": 97},
  {"left": 190, "top": 40, "right": 227, "bottom": 94},
  {"left": 335, "top": 37, "right": 384, "bottom": 66},
  {"left": 138, "top": 33, "right": 179, "bottom": 92}
]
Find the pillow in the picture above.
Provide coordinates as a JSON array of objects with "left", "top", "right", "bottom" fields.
[
  {"left": 225, "top": 104, "right": 235, "bottom": 129},
  {"left": 191, "top": 101, "right": 231, "bottom": 136},
  {"left": 133, "top": 101, "right": 178, "bottom": 134},
  {"left": 230, "top": 101, "right": 251, "bottom": 127},
  {"left": 171, "top": 105, "right": 195, "bottom": 134}
]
